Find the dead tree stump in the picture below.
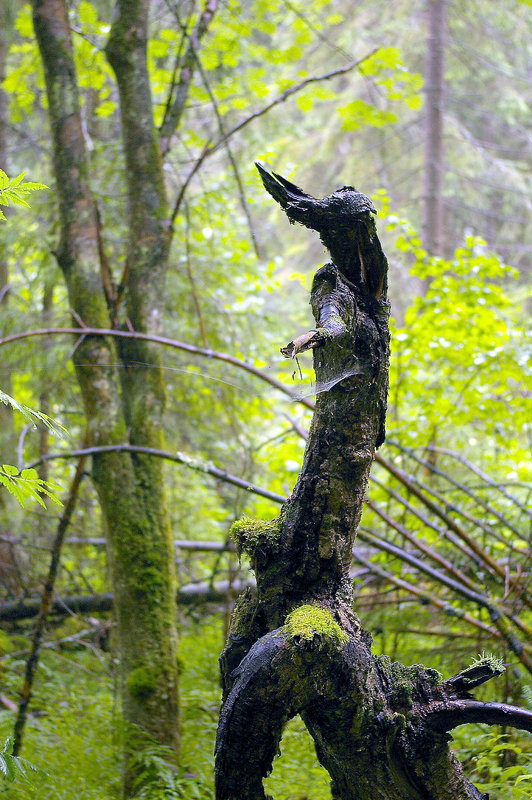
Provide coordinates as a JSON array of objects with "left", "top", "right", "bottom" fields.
[{"left": 214, "top": 165, "right": 530, "bottom": 800}]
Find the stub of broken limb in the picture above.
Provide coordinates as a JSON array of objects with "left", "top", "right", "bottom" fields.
[
  {"left": 443, "top": 655, "right": 506, "bottom": 695},
  {"left": 280, "top": 329, "right": 321, "bottom": 358},
  {"left": 280, "top": 317, "right": 347, "bottom": 358}
]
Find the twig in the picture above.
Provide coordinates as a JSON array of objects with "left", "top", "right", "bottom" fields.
[
  {"left": 13, "top": 449, "right": 87, "bottom": 755},
  {"left": 369, "top": 473, "right": 492, "bottom": 565},
  {"left": 358, "top": 527, "right": 532, "bottom": 636},
  {"left": 17, "top": 424, "right": 33, "bottom": 472},
  {"left": 171, "top": 141, "right": 212, "bottom": 224},
  {"left": 183, "top": 202, "right": 210, "bottom": 347},
  {"left": 426, "top": 444, "right": 532, "bottom": 520},
  {"left": 364, "top": 500, "right": 480, "bottom": 592},
  {"left": 204, "top": 52, "right": 378, "bottom": 157},
  {"left": 158, "top": 2, "right": 191, "bottom": 140},
  {"left": 159, "top": 0, "right": 219, "bottom": 154},
  {"left": 0, "top": 326, "right": 315, "bottom": 409},
  {"left": 374, "top": 452, "right": 508, "bottom": 581},
  {"left": 380, "top": 454, "right": 532, "bottom": 613},
  {"left": 194, "top": 51, "right": 261, "bottom": 257},
  {"left": 370, "top": 472, "right": 527, "bottom": 560},
  {"left": 357, "top": 529, "right": 532, "bottom": 672},
  {"left": 387, "top": 439, "right": 528, "bottom": 541},
  {"left": 281, "top": 0, "right": 353, "bottom": 61},
  {"left": 352, "top": 551, "right": 498, "bottom": 638}
]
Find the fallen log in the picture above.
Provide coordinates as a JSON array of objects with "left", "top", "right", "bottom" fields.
[{"left": 0, "top": 578, "right": 254, "bottom": 622}]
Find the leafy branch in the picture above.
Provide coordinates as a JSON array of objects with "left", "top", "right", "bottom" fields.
[
  {"left": 0, "top": 737, "right": 38, "bottom": 784},
  {"left": 0, "top": 170, "right": 47, "bottom": 221},
  {"left": 0, "top": 389, "right": 67, "bottom": 438},
  {"left": 0, "top": 465, "right": 63, "bottom": 509},
  {"left": 0, "top": 390, "right": 65, "bottom": 507}
]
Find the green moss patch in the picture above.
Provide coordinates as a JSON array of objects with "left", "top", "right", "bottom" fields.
[
  {"left": 126, "top": 666, "right": 157, "bottom": 698},
  {"left": 284, "top": 605, "right": 348, "bottom": 644},
  {"left": 230, "top": 516, "right": 281, "bottom": 560}
]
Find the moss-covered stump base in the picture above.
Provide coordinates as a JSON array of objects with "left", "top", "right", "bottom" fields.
[{"left": 216, "top": 623, "right": 508, "bottom": 800}]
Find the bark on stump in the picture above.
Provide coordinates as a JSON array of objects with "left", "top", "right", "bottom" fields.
[{"left": 214, "top": 167, "right": 510, "bottom": 800}]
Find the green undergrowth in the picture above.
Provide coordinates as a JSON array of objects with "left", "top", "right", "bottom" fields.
[
  {"left": 0, "top": 617, "right": 330, "bottom": 799},
  {"left": 0, "top": 617, "right": 530, "bottom": 799}
]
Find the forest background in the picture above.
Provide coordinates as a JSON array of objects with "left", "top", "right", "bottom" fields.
[{"left": 0, "top": 0, "right": 530, "bottom": 798}]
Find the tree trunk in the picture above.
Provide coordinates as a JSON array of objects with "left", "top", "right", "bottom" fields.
[
  {"left": 31, "top": 0, "right": 179, "bottom": 791},
  {"left": 0, "top": 7, "right": 12, "bottom": 459},
  {"left": 214, "top": 168, "right": 528, "bottom": 800},
  {"left": 422, "top": 0, "right": 447, "bottom": 265}
]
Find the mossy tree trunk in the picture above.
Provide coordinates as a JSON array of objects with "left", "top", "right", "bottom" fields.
[
  {"left": 0, "top": 5, "right": 13, "bottom": 488},
  {"left": 215, "top": 172, "right": 531, "bottom": 800},
  {"left": 31, "top": 0, "right": 179, "bottom": 792}
]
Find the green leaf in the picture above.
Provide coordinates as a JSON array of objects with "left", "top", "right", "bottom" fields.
[
  {"left": 0, "top": 172, "right": 47, "bottom": 219},
  {"left": 296, "top": 94, "right": 314, "bottom": 113},
  {"left": 0, "top": 389, "right": 67, "bottom": 437},
  {"left": 338, "top": 100, "right": 397, "bottom": 130},
  {"left": 8, "top": 171, "right": 26, "bottom": 188},
  {"left": 0, "top": 462, "right": 63, "bottom": 509},
  {"left": 0, "top": 738, "right": 37, "bottom": 785},
  {"left": 1, "top": 464, "right": 19, "bottom": 476}
]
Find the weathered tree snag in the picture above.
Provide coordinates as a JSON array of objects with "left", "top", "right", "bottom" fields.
[{"left": 215, "top": 166, "right": 530, "bottom": 800}]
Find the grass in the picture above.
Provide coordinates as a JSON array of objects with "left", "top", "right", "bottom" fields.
[{"left": 0, "top": 617, "right": 329, "bottom": 799}]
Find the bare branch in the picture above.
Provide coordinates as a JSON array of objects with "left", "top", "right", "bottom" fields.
[
  {"left": 169, "top": 51, "right": 378, "bottom": 218},
  {"left": 358, "top": 527, "right": 532, "bottom": 648},
  {"left": 426, "top": 444, "right": 532, "bottom": 520},
  {"left": 365, "top": 499, "right": 480, "bottom": 591},
  {"left": 13, "top": 449, "right": 87, "bottom": 755},
  {"left": 206, "top": 52, "right": 379, "bottom": 157},
  {"left": 352, "top": 551, "right": 499, "bottom": 639},
  {"left": 27, "top": 443, "right": 286, "bottom": 505},
  {"left": 425, "top": 700, "right": 532, "bottom": 734},
  {"left": 183, "top": 202, "right": 210, "bottom": 346},
  {"left": 369, "top": 472, "right": 528, "bottom": 560},
  {"left": 193, "top": 51, "right": 261, "bottom": 257},
  {"left": 387, "top": 439, "right": 528, "bottom": 541},
  {"left": 0, "top": 325, "right": 315, "bottom": 409},
  {"left": 374, "top": 452, "right": 508, "bottom": 581}
]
